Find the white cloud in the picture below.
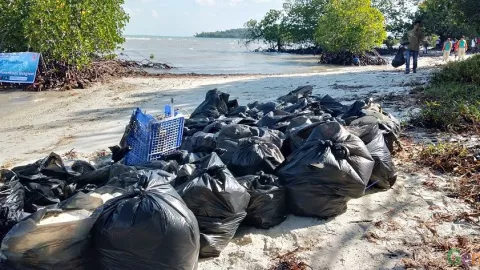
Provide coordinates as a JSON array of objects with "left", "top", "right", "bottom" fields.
[{"left": 151, "top": 9, "right": 159, "bottom": 18}]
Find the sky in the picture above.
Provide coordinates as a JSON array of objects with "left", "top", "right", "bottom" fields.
[{"left": 123, "top": 0, "right": 284, "bottom": 37}]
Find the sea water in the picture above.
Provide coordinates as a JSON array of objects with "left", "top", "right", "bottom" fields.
[{"left": 120, "top": 36, "right": 333, "bottom": 75}]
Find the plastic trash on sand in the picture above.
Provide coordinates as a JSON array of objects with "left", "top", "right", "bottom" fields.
[
  {"left": 216, "top": 124, "right": 285, "bottom": 164},
  {"left": 190, "top": 89, "right": 231, "bottom": 119},
  {"left": 277, "top": 121, "right": 375, "bottom": 218},
  {"left": 348, "top": 124, "right": 397, "bottom": 189},
  {"left": 228, "top": 137, "right": 285, "bottom": 177},
  {"left": 0, "top": 192, "right": 103, "bottom": 270},
  {"left": 237, "top": 173, "right": 287, "bottom": 229},
  {"left": 92, "top": 175, "right": 200, "bottom": 270},
  {"left": 0, "top": 170, "right": 25, "bottom": 242},
  {"left": 175, "top": 153, "right": 250, "bottom": 258}
]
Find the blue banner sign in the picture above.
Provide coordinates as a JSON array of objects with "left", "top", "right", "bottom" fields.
[{"left": 0, "top": 52, "right": 41, "bottom": 84}]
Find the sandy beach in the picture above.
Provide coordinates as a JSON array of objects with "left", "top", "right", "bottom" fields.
[
  {"left": 0, "top": 56, "right": 440, "bottom": 166},
  {"left": 2, "top": 55, "right": 478, "bottom": 270}
]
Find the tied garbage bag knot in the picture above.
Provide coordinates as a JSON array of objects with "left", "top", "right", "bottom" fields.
[{"left": 312, "top": 140, "right": 350, "bottom": 159}]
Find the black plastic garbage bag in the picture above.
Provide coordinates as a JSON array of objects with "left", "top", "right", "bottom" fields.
[
  {"left": 348, "top": 124, "right": 397, "bottom": 189},
  {"left": 92, "top": 175, "right": 200, "bottom": 270},
  {"left": 277, "top": 85, "right": 313, "bottom": 104},
  {"left": 12, "top": 153, "right": 84, "bottom": 212},
  {"left": 70, "top": 162, "right": 145, "bottom": 193},
  {"left": 217, "top": 124, "right": 285, "bottom": 164},
  {"left": 392, "top": 47, "right": 406, "bottom": 68},
  {"left": 1, "top": 192, "right": 103, "bottom": 270},
  {"left": 277, "top": 122, "right": 375, "bottom": 218},
  {"left": 283, "top": 98, "right": 309, "bottom": 114},
  {"left": 227, "top": 99, "right": 239, "bottom": 113},
  {"left": 256, "top": 111, "right": 305, "bottom": 131},
  {"left": 70, "top": 166, "right": 111, "bottom": 193},
  {"left": 286, "top": 117, "right": 317, "bottom": 153},
  {"left": 216, "top": 124, "right": 259, "bottom": 164},
  {"left": 175, "top": 164, "right": 197, "bottom": 187},
  {"left": 137, "top": 160, "right": 179, "bottom": 174},
  {"left": 259, "top": 128, "right": 286, "bottom": 149},
  {"left": 181, "top": 132, "right": 217, "bottom": 153},
  {"left": 247, "top": 101, "right": 278, "bottom": 116},
  {"left": 185, "top": 117, "right": 214, "bottom": 131},
  {"left": 320, "top": 95, "right": 345, "bottom": 117},
  {"left": 287, "top": 119, "right": 338, "bottom": 154},
  {"left": 229, "top": 137, "right": 285, "bottom": 177},
  {"left": 190, "top": 89, "right": 230, "bottom": 119},
  {"left": 163, "top": 150, "right": 226, "bottom": 166},
  {"left": 237, "top": 173, "right": 287, "bottom": 229},
  {"left": 0, "top": 170, "right": 24, "bottom": 241},
  {"left": 227, "top": 105, "right": 248, "bottom": 117},
  {"left": 107, "top": 169, "right": 176, "bottom": 188},
  {"left": 176, "top": 153, "right": 250, "bottom": 258},
  {"left": 203, "top": 121, "right": 229, "bottom": 133},
  {"left": 343, "top": 99, "right": 368, "bottom": 120},
  {"left": 349, "top": 112, "right": 401, "bottom": 152}
]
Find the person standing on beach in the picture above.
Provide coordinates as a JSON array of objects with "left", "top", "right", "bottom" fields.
[
  {"left": 404, "top": 20, "right": 425, "bottom": 74},
  {"left": 442, "top": 38, "right": 453, "bottom": 62},
  {"left": 453, "top": 39, "right": 458, "bottom": 60},
  {"left": 458, "top": 36, "right": 468, "bottom": 60}
]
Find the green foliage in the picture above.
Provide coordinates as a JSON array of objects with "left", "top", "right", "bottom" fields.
[
  {"left": 245, "top": 9, "right": 290, "bottom": 51},
  {"left": 458, "top": 0, "right": 480, "bottom": 32},
  {"left": 411, "top": 56, "right": 480, "bottom": 131},
  {"left": 383, "top": 36, "right": 398, "bottom": 50},
  {"left": 372, "top": 0, "right": 421, "bottom": 38},
  {"left": 0, "top": 0, "right": 30, "bottom": 52},
  {"left": 0, "top": 0, "right": 129, "bottom": 68},
  {"left": 315, "top": 0, "right": 386, "bottom": 54},
  {"left": 432, "top": 55, "right": 480, "bottom": 85},
  {"left": 283, "top": 0, "right": 326, "bottom": 44},
  {"left": 195, "top": 28, "right": 247, "bottom": 39},
  {"left": 415, "top": 0, "right": 478, "bottom": 40},
  {"left": 245, "top": 0, "right": 327, "bottom": 50}
]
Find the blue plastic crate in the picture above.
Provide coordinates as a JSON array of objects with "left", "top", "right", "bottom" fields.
[
  {"left": 124, "top": 108, "right": 184, "bottom": 165},
  {"left": 148, "top": 116, "right": 185, "bottom": 161}
]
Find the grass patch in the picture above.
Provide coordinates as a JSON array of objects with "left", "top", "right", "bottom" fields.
[
  {"left": 418, "top": 142, "right": 480, "bottom": 211},
  {"left": 411, "top": 55, "right": 480, "bottom": 132},
  {"left": 432, "top": 54, "right": 480, "bottom": 85},
  {"left": 418, "top": 143, "right": 474, "bottom": 174}
]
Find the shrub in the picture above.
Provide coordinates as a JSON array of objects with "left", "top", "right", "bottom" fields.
[
  {"left": 411, "top": 84, "right": 480, "bottom": 131},
  {"left": 0, "top": 0, "right": 129, "bottom": 68},
  {"left": 411, "top": 56, "right": 480, "bottom": 131},
  {"left": 431, "top": 55, "right": 480, "bottom": 85},
  {"left": 315, "top": 0, "right": 386, "bottom": 54}
]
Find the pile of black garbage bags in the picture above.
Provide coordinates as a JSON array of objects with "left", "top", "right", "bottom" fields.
[{"left": 0, "top": 85, "right": 400, "bottom": 269}]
